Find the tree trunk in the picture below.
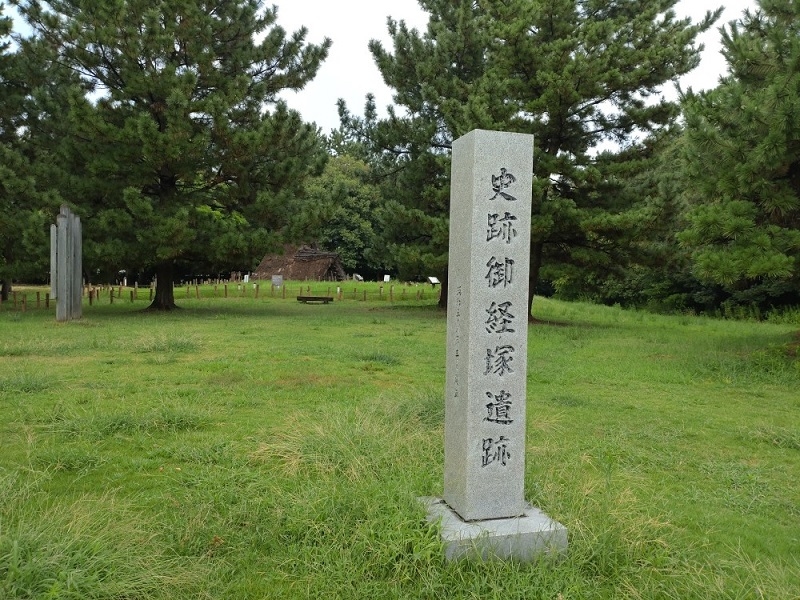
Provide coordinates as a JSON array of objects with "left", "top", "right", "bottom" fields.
[
  {"left": 0, "top": 279, "right": 10, "bottom": 302},
  {"left": 148, "top": 262, "right": 178, "bottom": 310},
  {"left": 527, "top": 241, "right": 544, "bottom": 321},
  {"left": 437, "top": 264, "right": 449, "bottom": 309}
]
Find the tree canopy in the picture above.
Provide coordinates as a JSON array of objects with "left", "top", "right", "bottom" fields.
[
  {"left": 10, "top": 0, "right": 330, "bottom": 308},
  {"left": 680, "top": 0, "right": 800, "bottom": 309},
  {"left": 0, "top": 2, "right": 54, "bottom": 300},
  {"left": 296, "top": 154, "right": 384, "bottom": 278},
  {"left": 4, "top": 0, "right": 797, "bottom": 318},
  {"left": 340, "top": 0, "right": 718, "bottom": 315}
]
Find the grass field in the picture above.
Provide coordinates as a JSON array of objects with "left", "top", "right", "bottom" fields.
[{"left": 1, "top": 285, "right": 799, "bottom": 599}]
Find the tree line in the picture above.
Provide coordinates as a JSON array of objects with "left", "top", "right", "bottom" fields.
[{"left": 1, "top": 0, "right": 798, "bottom": 316}]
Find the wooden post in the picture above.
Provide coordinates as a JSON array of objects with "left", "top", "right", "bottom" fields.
[
  {"left": 390, "top": 285, "right": 394, "bottom": 302},
  {"left": 36, "top": 291, "right": 41, "bottom": 308},
  {"left": 224, "top": 284, "right": 228, "bottom": 298},
  {"left": 402, "top": 288, "right": 406, "bottom": 300},
  {"left": 379, "top": 286, "right": 383, "bottom": 299},
  {"left": 89, "top": 289, "right": 93, "bottom": 306},
  {"left": 149, "top": 287, "right": 154, "bottom": 301},
  {"left": 195, "top": 285, "right": 200, "bottom": 299},
  {"left": 255, "top": 284, "right": 260, "bottom": 299},
  {"left": 110, "top": 289, "right": 114, "bottom": 304},
  {"left": 21, "top": 295, "right": 27, "bottom": 312},
  {"left": 214, "top": 284, "right": 218, "bottom": 297},
  {"left": 130, "top": 290, "right": 134, "bottom": 303},
  {"left": 45, "top": 293, "right": 50, "bottom": 308}
]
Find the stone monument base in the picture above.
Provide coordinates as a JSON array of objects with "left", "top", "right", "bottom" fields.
[{"left": 420, "top": 497, "right": 567, "bottom": 562}]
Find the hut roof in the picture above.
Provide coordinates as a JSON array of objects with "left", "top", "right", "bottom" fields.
[{"left": 253, "top": 245, "right": 347, "bottom": 281}]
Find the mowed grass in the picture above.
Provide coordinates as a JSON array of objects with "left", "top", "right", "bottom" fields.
[{"left": 1, "top": 287, "right": 798, "bottom": 599}]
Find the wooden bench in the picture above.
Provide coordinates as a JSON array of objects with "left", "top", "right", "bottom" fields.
[{"left": 297, "top": 296, "right": 334, "bottom": 304}]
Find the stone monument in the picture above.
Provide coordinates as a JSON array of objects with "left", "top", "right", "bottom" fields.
[
  {"left": 51, "top": 205, "right": 82, "bottom": 322},
  {"left": 423, "top": 129, "right": 567, "bottom": 561}
]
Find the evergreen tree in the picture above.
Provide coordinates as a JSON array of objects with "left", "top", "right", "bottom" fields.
[
  {"left": 11, "top": 0, "right": 330, "bottom": 308},
  {"left": 548, "top": 128, "right": 686, "bottom": 306},
  {"left": 680, "top": 0, "right": 800, "bottom": 310},
  {"left": 0, "top": 2, "right": 19, "bottom": 299},
  {"left": 0, "top": 2, "right": 53, "bottom": 300},
  {"left": 296, "top": 154, "right": 384, "bottom": 278},
  {"left": 343, "top": 0, "right": 717, "bottom": 316},
  {"left": 563, "top": 127, "right": 728, "bottom": 313}
]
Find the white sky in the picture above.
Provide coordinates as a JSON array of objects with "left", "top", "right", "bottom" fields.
[
  {"left": 274, "top": 0, "right": 759, "bottom": 134},
  {"left": 7, "top": 0, "right": 759, "bottom": 134}
]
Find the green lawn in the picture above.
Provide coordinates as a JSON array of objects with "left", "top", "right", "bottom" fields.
[{"left": 1, "top": 288, "right": 798, "bottom": 598}]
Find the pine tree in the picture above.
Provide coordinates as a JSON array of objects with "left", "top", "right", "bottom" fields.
[
  {"left": 680, "top": 0, "right": 800, "bottom": 310},
  {"left": 343, "top": 0, "right": 717, "bottom": 316},
  {"left": 11, "top": 0, "right": 330, "bottom": 308},
  {"left": 0, "top": 2, "right": 53, "bottom": 300},
  {"left": 0, "top": 2, "right": 18, "bottom": 299}
]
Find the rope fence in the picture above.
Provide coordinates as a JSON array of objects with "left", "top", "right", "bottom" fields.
[{"left": 0, "top": 281, "right": 441, "bottom": 312}]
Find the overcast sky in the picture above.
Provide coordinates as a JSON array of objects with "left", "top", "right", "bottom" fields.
[
  {"left": 7, "top": 1, "right": 759, "bottom": 134},
  {"left": 273, "top": 0, "right": 759, "bottom": 134}
]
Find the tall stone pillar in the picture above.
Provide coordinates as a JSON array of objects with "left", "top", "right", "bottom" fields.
[
  {"left": 423, "top": 129, "right": 567, "bottom": 561},
  {"left": 52, "top": 205, "right": 82, "bottom": 322}
]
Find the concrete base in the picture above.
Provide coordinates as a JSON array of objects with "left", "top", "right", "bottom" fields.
[{"left": 420, "top": 497, "right": 568, "bottom": 562}]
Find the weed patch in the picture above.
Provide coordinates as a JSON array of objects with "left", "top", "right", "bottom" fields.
[
  {"left": 0, "top": 472, "right": 207, "bottom": 599},
  {"left": 356, "top": 352, "right": 401, "bottom": 370},
  {"left": 747, "top": 426, "right": 800, "bottom": 451},
  {"left": 252, "top": 402, "right": 434, "bottom": 482},
  {"left": 0, "top": 373, "right": 51, "bottom": 394},
  {"left": 134, "top": 335, "right": 199, "bottom": 353},
  {"left": 31, "top": 444, "right": 108, "bottom": 473},
  {"left": 45, "top": 406, "right": 207, "bottom": 439}
]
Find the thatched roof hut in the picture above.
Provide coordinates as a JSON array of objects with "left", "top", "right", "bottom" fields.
[{"left": 253, "top": 245, "right": 347, "bottom": 281}]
